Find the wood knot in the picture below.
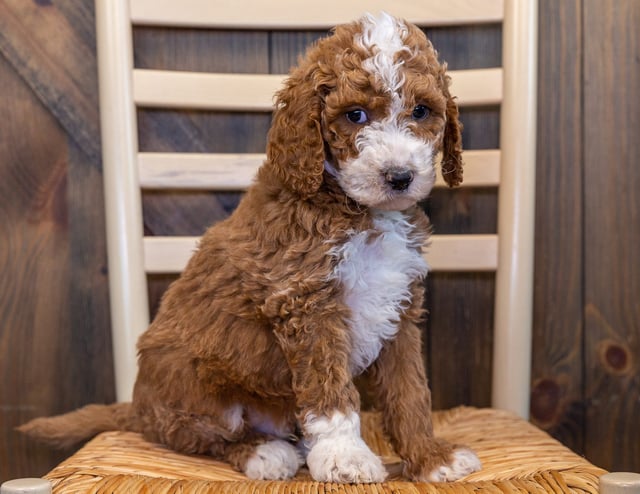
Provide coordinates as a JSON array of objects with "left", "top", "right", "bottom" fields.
[
  {"left": 530, "top": 378, "right": 561, "bottom": 426},
  {"left": 598, "top": 339, "right": 633, "bottom": 375}
]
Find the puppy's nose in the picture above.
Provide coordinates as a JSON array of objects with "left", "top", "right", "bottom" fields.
[{"left": 385, "top": 170, "right": 414, "bottom": 191}]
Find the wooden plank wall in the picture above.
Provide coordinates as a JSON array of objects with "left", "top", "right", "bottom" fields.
[
  {"left": 0, "top": 0, "right": 638, "bottom": 481},
  {"left": 0, "top": 0, "right": 114, "bottom": 480},
  {"left": 531, "top": 0, "right": 585, "bottom": 451},
  {"left": 581, "top": 0, "right": 640, "bottom": 470}
]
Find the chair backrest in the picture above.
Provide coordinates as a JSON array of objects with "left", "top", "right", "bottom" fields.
[{"left": 95, "top": 0, "right": 537, "bottom": 418}]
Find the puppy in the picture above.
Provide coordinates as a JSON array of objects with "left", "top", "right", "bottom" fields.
[{"left": 21, "top": 13, "right": 481, "bottom": 483}]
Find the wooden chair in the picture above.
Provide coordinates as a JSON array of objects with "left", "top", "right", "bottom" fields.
[
  {"left": 12, "top": 0, "right": 624, "bottom": 492},
  {"left": 103, "top": 0, "right": 531, "bottom": 419}
]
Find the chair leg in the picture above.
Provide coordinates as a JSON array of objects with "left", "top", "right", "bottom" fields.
[
  {"left": 0, "top": 478, "right": 51, "bottom": 494},
  {"left": 600, "top": 472, "right": 640, "bottom": 493}
]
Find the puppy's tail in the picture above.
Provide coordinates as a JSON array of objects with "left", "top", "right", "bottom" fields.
[{"left": 18, "top": 402, "right": 134, "bottom": 449}]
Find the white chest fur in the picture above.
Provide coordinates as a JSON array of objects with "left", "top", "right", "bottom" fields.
[{"left": 331, "top": 211, "right": 428, "bottom": 374}]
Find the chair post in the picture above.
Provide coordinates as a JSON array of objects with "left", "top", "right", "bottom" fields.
[
  {"left": 492, "top": 0, "right": 538, "bottom": 419},
  {"left": 95, "top": 0, "right": 149, "bottom": 402}
]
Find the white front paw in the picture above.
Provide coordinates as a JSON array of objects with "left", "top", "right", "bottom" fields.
[
  {"left": 427, "top": 448, "right": 481, "bottom": 482},
  {"left": 307, "top": 437, "right": 387, "bottom": 483},
  {"left": 303, "top": 410, "right": 387, "bottom": 483}
]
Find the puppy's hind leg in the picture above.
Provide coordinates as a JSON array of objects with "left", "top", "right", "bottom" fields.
[
  {"left": 224, "top": 433, "right": 304, "bottom": 480},
  {"left": 227, "top": 403, "right": 305, "bottom": 480},
  {"left": 135, "top": 403, "right": 242, "bottom": 456},
  {"left": 137, "top": 403, "right": 303, "bottom": 480}
]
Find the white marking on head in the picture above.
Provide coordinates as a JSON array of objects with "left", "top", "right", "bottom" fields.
[{"left": 357, "top": 12, "right": 408, "bottom": 93}]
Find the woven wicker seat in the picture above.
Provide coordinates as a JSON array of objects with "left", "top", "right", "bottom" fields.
[{"left": 44, "top": 408, "right": 605, "bottom": 493}]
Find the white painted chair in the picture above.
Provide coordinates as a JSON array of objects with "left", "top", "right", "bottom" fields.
[
  {"left": 20, "top": 0, "right": 622, "bottom": 492},
  {"left": 98, "top": 0, "right": 535, "bottom": 418}
]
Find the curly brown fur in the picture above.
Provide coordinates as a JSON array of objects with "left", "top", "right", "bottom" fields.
[
  {"left": 18, "top": 403, "right": 131, "bottom": 449},
  {"left": 20, "top": 13, "right": 479, "bottom": 483}
]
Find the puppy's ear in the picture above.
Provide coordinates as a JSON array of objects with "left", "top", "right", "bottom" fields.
[
  {"left": 264, "top": 66, "right": 326, "bottom": 197},
  {"left": 440, "top": 77, "right": 464, "bottom": 187}
]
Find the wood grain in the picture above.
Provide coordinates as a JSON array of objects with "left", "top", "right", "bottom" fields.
[
  {"left": 0, "top": 0, "right": 101, "bottom": 163},
  {"left": 65, "top": 140, "right": 114, "bottom": 406},
  {"left": 0, "top": 1, "right": 113, "bottom": 481},
  {"left": 583, "top": 0, "right": 640, "bottom": 472},
  {"left": 0, "top": 53, "right": 75, "bottom": 480},
  {"left": 530, "top": 0, "right": 585, "bottom": 453}
]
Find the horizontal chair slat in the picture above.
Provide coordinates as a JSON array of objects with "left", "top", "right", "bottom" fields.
[
  {"left": 139, "top": 153, "right": 262, "bottom": 190},
  {"left": 133, "top": 68, "right": 502, "bottom": 111},
  {"left": 131, "top": 0, "right": 504, "bottom": 29},
  {"left": 426, "top": 234, "right": 498, "bottom": 271},
  {"left": 134, "top": 72, "right": 281, "bottom": 112},
  {"left": 138, "top": 149, "right": 500, "bottom": 190},
  {"left": 143, "top": 234, "right": 498, "bottom": 274}
]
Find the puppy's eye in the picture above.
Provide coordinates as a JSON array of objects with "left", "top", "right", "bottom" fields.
[
  {"left": 345, "top": 109, "right": 368, "bottom": 124},
  {"left": 411, "top": 104, "right": 430, "bottom": 121}
]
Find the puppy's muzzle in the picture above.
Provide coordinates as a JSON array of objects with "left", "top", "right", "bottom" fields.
[{"left": 385, "top": 170, "right": 414, "bottom": 191}]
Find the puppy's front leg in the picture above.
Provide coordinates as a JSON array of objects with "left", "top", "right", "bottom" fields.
[
  {"left": 273, "top": 309, "right": 387, "bottom": 483},
  {"left": 370, "top": 319, "right": 481, "bottom": 482}
]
